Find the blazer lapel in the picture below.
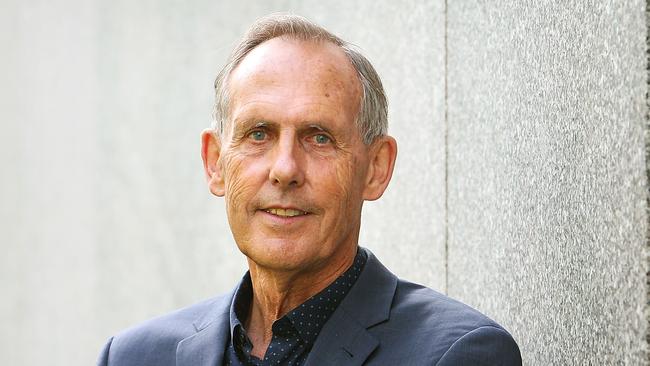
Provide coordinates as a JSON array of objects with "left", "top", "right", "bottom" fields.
[
  {"left": 175, "top": 318, "right": 229, "bottom": 366},
  {"left": 305, "top": 248, "right": 398, "bottom": 366},
  {"left": 304, "top": 308, "right": 378, "bottom": 366},
  {"left": 174, "top": 250, "right": 397, "bottom": 366},
  {"left": 176, "top": 287, "right": 236, "bottom": 366}
]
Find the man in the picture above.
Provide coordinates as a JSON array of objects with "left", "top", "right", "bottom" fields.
[{"left": 98, "top": 14, "right": 521, "bottom": 366}]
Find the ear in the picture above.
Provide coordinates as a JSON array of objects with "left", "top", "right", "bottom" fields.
[
  {"left": 362, "top": 135, "right": 397, "bottom": 201},
  {"left": 201, "top": 129, "right": 225, "bottom": 197}
]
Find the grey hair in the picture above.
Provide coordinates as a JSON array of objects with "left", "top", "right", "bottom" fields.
[{"left": 212, "top": 14, "right": 388, "bottom": 145}]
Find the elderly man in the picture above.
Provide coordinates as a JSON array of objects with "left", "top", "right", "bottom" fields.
[{"left": 98, "top": 14, "right": 521, "bottom": 366}]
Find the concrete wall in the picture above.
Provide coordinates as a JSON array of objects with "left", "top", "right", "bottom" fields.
[
  {"left": 1, "top": 1, "right": 647, "bottom": 365},
  {"left": 0, "top": 1, "right": 445, "bottom": 365}
]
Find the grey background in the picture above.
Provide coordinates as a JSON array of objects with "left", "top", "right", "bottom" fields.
[{"left": 0, "top": 1, "right": 646, "bottom": 365}]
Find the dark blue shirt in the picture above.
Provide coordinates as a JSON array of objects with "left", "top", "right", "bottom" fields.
[{"left": 224, "top": 250, "right": 367, "bottom": 366}]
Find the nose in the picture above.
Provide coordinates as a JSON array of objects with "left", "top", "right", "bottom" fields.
[{"left": 269, "top": 132, "right": 305, "bottom": 189}]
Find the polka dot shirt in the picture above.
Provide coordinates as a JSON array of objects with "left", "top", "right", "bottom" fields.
[{"left": 224, "top": 250, "right": 367, "bottom": 366}]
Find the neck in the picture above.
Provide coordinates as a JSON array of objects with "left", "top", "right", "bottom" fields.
[{"left": 243, "top": 245, "right": 357, "bottom": 357}]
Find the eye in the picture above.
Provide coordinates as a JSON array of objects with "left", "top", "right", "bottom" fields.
[
  {"left": 313, "top": 134, "right": 331, "bottom": 145},
  {"left": 249, "top": 130, "right": 267, "bottom": 141}
]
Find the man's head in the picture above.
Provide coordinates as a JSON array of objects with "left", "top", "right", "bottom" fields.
[
  {"left": 201, "top": 14, "right": 397, "bottom": 275},
  {"left": 212, "top": 14, "right": 388, "bottom": 145}
]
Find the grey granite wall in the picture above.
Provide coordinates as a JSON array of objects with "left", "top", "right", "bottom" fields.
[{"left": 446, "top": 1, "right": 648, "bottom": 364}]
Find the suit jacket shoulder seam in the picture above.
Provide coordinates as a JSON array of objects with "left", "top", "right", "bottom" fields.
[{"left": 434, "top": 325, "right": 507, "bottom": 366}]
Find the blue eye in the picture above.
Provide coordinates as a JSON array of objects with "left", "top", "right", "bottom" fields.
[
  {"left": 314, "top": 134, "right": 330, "bottom": 144},
  {"left": 249, "top": 130, "right": 266, "bottom": 141}
]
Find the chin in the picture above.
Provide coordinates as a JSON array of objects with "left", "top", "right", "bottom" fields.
[{"left": 239, "top": 238, "right": 322, "bottom": 272}]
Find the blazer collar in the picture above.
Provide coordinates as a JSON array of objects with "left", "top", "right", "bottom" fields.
[
  {"left": 305, "top": 247, "right": 398, "bottom": 366},
  {"left": 175, "top": 287, "right": 235, "bottom": 366},
  {"left": 176, "top": 247, "right": 397, "bottom": 366}
]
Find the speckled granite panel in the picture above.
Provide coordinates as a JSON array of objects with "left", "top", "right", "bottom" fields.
[{"left": 446, "top": 2, "right": 648, "bottom": 364}]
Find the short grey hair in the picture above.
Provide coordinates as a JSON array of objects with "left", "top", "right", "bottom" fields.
[{"left": 212, "top": 14, "right": 388, "bottom": 145}]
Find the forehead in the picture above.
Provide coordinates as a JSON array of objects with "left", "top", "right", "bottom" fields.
[
  {"left": 231, "top": 37, "right": 360, "bottom": 91},
  {"left": 227, "top": 38, "right": 362, "bottom": 128}
]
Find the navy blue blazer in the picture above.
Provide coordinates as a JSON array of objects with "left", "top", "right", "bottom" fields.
[{"left": 98, "top": 248, "right": 521, "bottom": 365}]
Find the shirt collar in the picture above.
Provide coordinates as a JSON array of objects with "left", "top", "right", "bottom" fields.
[
  {"left": 285, "top": 250, "right": 367, "bottom": 344},
  {"left": 229, "top": 271, "right": 253, "bottom": 350},
  {"left": 228, "top": 249, "right": 368, "bottom": 348}
]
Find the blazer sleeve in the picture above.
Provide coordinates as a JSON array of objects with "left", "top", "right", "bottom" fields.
[
  {"left": 435, "top": 326, "right": 522, "bottom": 366},
  {"left": 97, "top": 337, "right": 114, "bottom": 366}
]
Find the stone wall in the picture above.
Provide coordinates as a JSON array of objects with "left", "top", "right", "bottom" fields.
[{"left": 446, "top": 2, "right": 648, "bottom": 364}]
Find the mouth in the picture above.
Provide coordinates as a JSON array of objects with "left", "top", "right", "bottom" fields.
[{"left": 263, "top": 208, "right": 309, "bottom": 217}]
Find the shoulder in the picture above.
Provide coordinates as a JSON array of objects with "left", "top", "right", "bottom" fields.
[
  {"left": 435, "top": 324, "right": 522, "bottom": 366},
  {"left": 355, "top": 249, "right": 521, "bottom": 364},
  {"left": 377, "top": 279, "right": 521, "bottom": 365},
  {"left": 97, "top": 293, "right": 231, "bottom": 366},
  {"left": 392, "top": 279, "right": 499, "bottom": 333}
]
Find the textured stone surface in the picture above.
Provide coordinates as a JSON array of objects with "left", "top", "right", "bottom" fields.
[
  {"left": 446, "top": 1, "right": 648, "bottom": 364},
  {"left": 0, "top": 1, "right": 444, "bottom": 365}
]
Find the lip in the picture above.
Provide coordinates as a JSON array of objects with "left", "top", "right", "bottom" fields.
[
  {"left": 257, "top": 205, "right": 311, "bottom": 223},
  {"left": 258, "top": 209, "right": 310, "bottom": 225}
]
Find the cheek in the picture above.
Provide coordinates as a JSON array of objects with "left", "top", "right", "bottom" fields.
[
  {"left": 333, "top": 164, "right": 353, "bottom": 202},
  {"left": 317, "top": 153, "right": 365, "bottom": 210},
  {"left": 336, "top": 154, "right": 365, "bottom": 196},
  {"left": 222, "top": 153, "right": 260, "bottom": 214}
]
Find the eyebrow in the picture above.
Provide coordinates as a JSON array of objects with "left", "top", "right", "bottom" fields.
[
  {"left": 307, "top": 123, "right": 326, "bottom": 131},
  {"left": 305, "top": 123, "right": 336, "bottom": 136},
  {"left": 232, "top": 119, "right": 274, "bottom": 134},
  {"left": 235, "top": 118, "right": 332, "bottom": 131}
]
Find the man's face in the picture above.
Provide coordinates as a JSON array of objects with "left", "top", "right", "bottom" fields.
[{"left": 206, "top": 38, "right": 374, "bottom": 274}]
